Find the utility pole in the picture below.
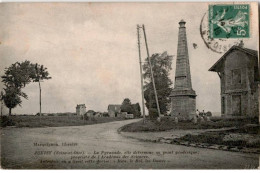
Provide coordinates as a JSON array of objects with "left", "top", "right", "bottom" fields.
[
  {"left": 142, "top": 24, "right": 161, "bottom": 117},
  {"left": 1, "top": 101, "right": 3, "bottom": 116},
  {"left": 137, "top": 25, "right": 146, "bottom": 123},
  {"left": 0, "top": 91, "right": 3, "bottom": 116}
]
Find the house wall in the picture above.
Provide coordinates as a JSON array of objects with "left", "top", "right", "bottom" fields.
[
  {"left": 221, "top": 50, "right": 259, "bottom": 117},
  {"left": 108, "top": 110, "right": 115, "bottom": 117},
  {"left": 117, "top": 112, "right": 127, "bottom": 118},
  {"left": 76, "top": 106, "right": 86, "bottom": 116},
  {"left": 108, "top": 105, "right": 121, "bottom": 117},
  {"left": 87, "top": 112, "right": 94, "bottom": 117},
  {"left": 94, "top": 113, "right": 103, "bottom": 117}
]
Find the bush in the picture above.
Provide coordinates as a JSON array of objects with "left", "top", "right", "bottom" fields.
[
  {"left": 206, "top": 111, "right": 212, "bottom": 117},
  {"left": 103, "top": 112, "right": 109, "bottom": 117},
  {"left": 0, "top": 116, "right": 15, "bottom": 127},
  {"left": 148, "top": 108, "right": 158, "bottom": 119},
  {"left": 81, "top": 114, "right": 89, "bottom": 121},
  {"left": 90, "top": 117, "right": 97, "bottom": 122},
  {"left": 20, "top": 114, "right": 28, "bottom": 116}
]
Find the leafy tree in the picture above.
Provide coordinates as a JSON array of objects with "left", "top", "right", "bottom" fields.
[
  {"left": 1, "top": 87, "right": 28, "bottom": 116},
  {"left": 31, "top": 64, "right": 51, "bottom": 116},
  {"left": 1, "top": 61, "right": 33, "bottom": 115},
  {"left": 2, "top": 61, "right": 34, "bottom": 89},
  {"left": 1, "top": 61, "right": 51, "bottom": 116},
  {"left": 132, "top": 103, "right": 141, "bottom": 118},
  {"left": 143, "top": 51, "right": 173, "bottom": 118},
  {"left": 121, "top": 98, "right": 141, "bottom": 118},
  {"left": 121, "top": 98, "right": 134, "bottom": 114}
]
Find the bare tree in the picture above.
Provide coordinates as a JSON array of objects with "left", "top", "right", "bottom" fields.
[{"left": 32, "top": 64, "right": 51, "bottom": 116}]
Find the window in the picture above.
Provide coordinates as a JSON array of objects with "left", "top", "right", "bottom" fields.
[{"left": 231, "top": 69, "right": 241, "bottom": 84}]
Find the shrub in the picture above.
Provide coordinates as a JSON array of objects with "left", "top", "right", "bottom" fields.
[
  {"left": 81, "top": 114, "right": 89, "bottom": 121},
  {"left": 148, "top": 108, "right": 158, "bottom": 119},
  {"left": 0, "top": 116, "right": 15, "bottom": 127},
  {"left": 90, "top": 117, "right": 97, "bottom": 122},
  {"left": 103, "top": 112, "right": 109, "bottom": 117},
  {"left": 206, "top": 111, "right": 212, "bottom": 117}
]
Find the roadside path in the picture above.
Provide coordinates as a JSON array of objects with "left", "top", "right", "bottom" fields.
[{"left": 1, "top": 119, "right": 258, "bottom": 169}]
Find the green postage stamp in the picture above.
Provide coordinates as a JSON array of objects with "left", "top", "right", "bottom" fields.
[{"left": 209, "top": 4, "right": 250, "bottom": 38}]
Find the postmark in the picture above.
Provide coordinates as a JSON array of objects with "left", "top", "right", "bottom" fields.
[
  {"left": 209, "top": 4, "right": 250, "bottom": 38},
  {"left": 200, "top": 4, "right": 250, "bottom": 54}
]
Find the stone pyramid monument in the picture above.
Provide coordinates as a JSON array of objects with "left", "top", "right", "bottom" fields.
[{"left": 170, "top": 20, "right": 196, "bottom": 119}]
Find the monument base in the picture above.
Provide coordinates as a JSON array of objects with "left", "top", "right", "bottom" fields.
[{"left": 170, "top": 89, "right": 196, "bottom": 120}]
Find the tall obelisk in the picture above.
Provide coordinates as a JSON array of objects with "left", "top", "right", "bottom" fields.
[{"left": 170, "top": 20, "right": 196, "bottom": 119}]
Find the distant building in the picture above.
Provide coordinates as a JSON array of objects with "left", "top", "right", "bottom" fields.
[
  {"left": 117, "top": 112, "right": 127, "bottom": 118},
  {"left": 125, "top": 114, "right": 134, "bottom": 119},
  {"left": 76, "top": 104, "right": 86, "bottom": 116},
  {"left": 107, "top": 104, "right": 121, "bottom": 117},
  {"left": 209, "top": 45, "right": 259, "bottom": 117},
  {"left": 86, "top": 110, "right": 95, "bottom": 117},
  {"left": 102, "top": 112, "right": 109, "bottom": 117},
  {"left": 94, "top": 112, "right": 103, "bottom": 117}
]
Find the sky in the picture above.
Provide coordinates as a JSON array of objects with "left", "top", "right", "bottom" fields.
[{"left": 0, "top": 2, "right": 258, "bottom": 115}]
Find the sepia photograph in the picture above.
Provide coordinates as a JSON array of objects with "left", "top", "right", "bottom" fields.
[{"left": 0, "top": 2, "right": 259, "bottom": 169}]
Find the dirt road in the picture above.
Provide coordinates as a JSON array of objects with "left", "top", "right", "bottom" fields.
[{"left": 1, "top": 119, "right": 258, "bottom": 169}]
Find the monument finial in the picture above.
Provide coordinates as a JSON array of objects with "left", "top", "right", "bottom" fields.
[{"left": 179, "top": 19, "right": 186, "bottom": 27}]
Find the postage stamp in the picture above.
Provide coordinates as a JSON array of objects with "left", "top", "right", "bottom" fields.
[
  {"left": 200, "top": 3, "right": 251, "bottom": 54},
  {"left": 208, "top": 4, "right": 250, "bottom": 38},
  {"left": 200, "top": 12, "right": 242, "bottom": 54}
]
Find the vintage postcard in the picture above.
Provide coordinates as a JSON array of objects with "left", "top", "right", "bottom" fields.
[{"left": 0, "top": 2, "right": 259, "bottom": 169}]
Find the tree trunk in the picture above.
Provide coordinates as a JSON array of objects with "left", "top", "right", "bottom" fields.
[
  {"left": 39, "top": 81, "right": 42, "bottom": 116},
  {"left": 9, "top": 108, "right": 11, "bottom": 116}
]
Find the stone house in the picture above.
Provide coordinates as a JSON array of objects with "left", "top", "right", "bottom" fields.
[
  {"left": 117, "top": 112, "right": 127, "bottom": 118},
  {"left": 76, "top": 104, "right": 86, "bottom": 116},
  {"left": 94, "top": 112, "right": 103, "bottom": 117},
  {"left": 107, "top": 104, "right": 121, "bottom": 117},
  {"left": 86, "top": 110, "right": 95, "bottom": 117},
  {"left": 209, "top": 45, "right": 259, "bottom": 117},
  {"left": 125, "top": 114, "right": 134, "bottom": 119}
]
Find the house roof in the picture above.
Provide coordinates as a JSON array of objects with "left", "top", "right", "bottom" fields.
[
  {"left": 108, "top": 104, "right": 121, "bottom": 111},
  {"left": 209, "top": 46, "right": 258, "bottom": 72},
  {"left": 76, "top": 104, "right": 86, "bottom": 108},
  {"left": 87, "top": 110, "right": 95, "bottom": 113}
]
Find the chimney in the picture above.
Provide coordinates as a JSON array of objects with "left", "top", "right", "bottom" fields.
[{"left": 238, "top": 40, "right": 244, "bottom": 48}]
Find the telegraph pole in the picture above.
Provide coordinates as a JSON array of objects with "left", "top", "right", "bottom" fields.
[
  {"left": 137, "top": 25, "right": 146, "bottom": 123},
  {"left": 1, "top": 101, "right": 2, "bottom": 116},
  {"left": 0, "top": 91, "right": 3, "bottom": 116},
  {"left": 142, "top": 24, "right": 161, "bottom": 117}
]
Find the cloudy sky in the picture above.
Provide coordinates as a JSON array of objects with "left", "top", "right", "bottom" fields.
[{"left": 0, "top": 2, "right": 258, "bottom": 115}]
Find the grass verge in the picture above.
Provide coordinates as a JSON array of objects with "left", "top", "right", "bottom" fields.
[
  {"left": 176, "top": 125, "right": 260, "bottom": 149},
  {"left": 0, "top": 115, "right": 128, "bottom": 128},
  {"left": 120, "top": 116, "right": 259, "bottom": 132}
]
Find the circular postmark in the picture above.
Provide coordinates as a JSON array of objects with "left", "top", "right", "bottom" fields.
[{"left": 200, "top": 10, "right": 245, "bottom": 54}]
